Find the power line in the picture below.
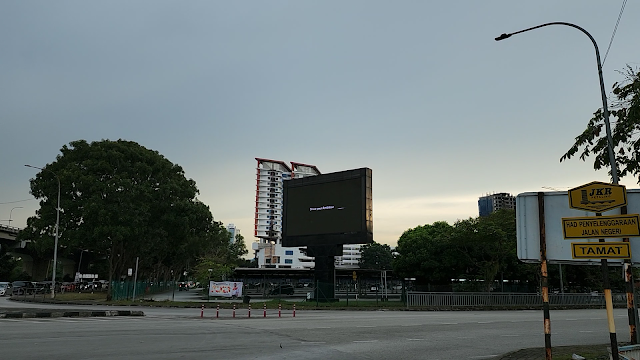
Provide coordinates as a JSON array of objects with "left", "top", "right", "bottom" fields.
[
  {"left": 0, "top": 198, "right": 37, "bottom": 205},
  {"left": 602, "top": 0, "right": 628, "bottom": 66}
]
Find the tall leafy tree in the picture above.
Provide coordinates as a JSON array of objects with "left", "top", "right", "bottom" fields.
[
  {"left": 193, "top": 232, "right": 248, "bottom": 284},
  {"left": 393, "top": 221, "right": 458, "bottom": 285},
  {"left": 358, "top": 242, "right": 394, "bottom": 270},
  {"left": 19, "top": 139, "right": 216, "bottom": 299},
  {"left": 0, "top": 244, "right": 18, "bottom": 280},
  {"left": 561, "top": 67, "right": 640, "bottom": 182},
  {"left": 451, "top": 210, "right": 518, "bottom": 291}
]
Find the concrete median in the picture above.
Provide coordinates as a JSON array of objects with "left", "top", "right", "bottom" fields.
[{"left": 0, "top": 308, "right": 144, "bottom": 319}]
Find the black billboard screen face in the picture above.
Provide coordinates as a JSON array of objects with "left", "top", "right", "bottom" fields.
[
  {"left": 286, "top": 178, "right": 362, "bottom": 236},
  {"left": 282, "top": 167, "right": 372, "bottom": 247}
]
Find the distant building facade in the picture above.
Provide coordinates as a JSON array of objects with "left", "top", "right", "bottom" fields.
[
  {"left": 335, "top": 244, "right": 362, "bottom": 268},
  {"left": 227, "top": 223, "right": 239, "bottom": 243},
  {"left": 252, "top": 158, "right": 321, "bottom": 269},
  {"left": 478, "top": 192, "right": 516, "bottom": 217}
]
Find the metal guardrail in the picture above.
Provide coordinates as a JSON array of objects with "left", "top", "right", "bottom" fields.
[{"left": 406, "top": 292, "right": 629, "bottom": 307}]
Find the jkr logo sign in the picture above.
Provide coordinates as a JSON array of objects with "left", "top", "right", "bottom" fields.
[{"left": 568, "top": 181, "right": 627, "bottom": 213}]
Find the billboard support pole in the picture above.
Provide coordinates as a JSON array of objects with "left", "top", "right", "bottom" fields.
[{"left": 537, "top": 192, "right": 552, "bottom": 360}]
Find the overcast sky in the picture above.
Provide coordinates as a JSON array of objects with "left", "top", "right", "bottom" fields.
[{"left": 2, "top": 1, "right": 640, "bottom": 250}]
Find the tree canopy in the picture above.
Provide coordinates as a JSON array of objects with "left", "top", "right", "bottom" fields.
[
  {"left": 393, "top": 221, "right": 458, "bottom": 285},
  {"left": 393, "top": 211, "right": 538, "bottom": 290},
  {"left": 18, "top": 139, "right": 238, "bottom": 299},
  {"left": 358, "top": 242, "right": 394, "bottom": 270},
  {"left": 561, "top": 67, "right": 640, "bottom": 182}
]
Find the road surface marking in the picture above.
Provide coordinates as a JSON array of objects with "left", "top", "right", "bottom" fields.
[
  {"left": 357, "top": 325, "right": 375, "bottom": 328},
  {"left": 407, "top": 339, "right": 426, "bottom": 341},
  {"left": 353, "top": 340, "right": 378, "bottom": 343}
]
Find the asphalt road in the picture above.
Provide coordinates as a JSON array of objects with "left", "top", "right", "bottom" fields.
[{"left": 0, "top": 297, "right": 632, "bottom": 360}]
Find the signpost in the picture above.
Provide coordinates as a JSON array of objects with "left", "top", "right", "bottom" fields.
[
  {"left": 566, "top": 181, "right": 629, "bottom": 359},
  {"left": 562, "top": 214, "right": 640, "bottom": 239},
  {"left": 568, "top": 181, "right": 627, "bottom": 212},
  {"left": 571, "top": 242, "right": 631, "bottom": 259}
]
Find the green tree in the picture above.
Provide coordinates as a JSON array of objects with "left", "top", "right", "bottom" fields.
[
  {"left": 451, "top": 210, "right": 518, "bottom": 291},
  {"left": 18, "top": 139, "right": 215, "bottom": 300},
  {"left": 229, "top": 233, "right": 249, "bottom": 267},
  {"left": 0, "top": 244, "right": 18, "bottom": 280},
  {"left": 358, "top": 242, "right": 394, "bottom": 270},
  {"left": 561, "top": 67, "right": 640, "bottom": 182},
  {"left": 392, "top": 221, "right": 458, "bottom": 285},
  {"left": 192, "top": 230, "right": 248, "bottom": 285}
]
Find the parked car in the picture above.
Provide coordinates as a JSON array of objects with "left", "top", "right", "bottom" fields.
[
  {"left": 178, "top": 282, "right": 189, "bottom": 291},
  {"left": 270, "top": 284, "right": 294, "bottom": 296},
  {"left": 11, "top": 281, "right": 34, "bottom": 295},
  {"left": 0, "top": 282, "right": 10, "bottom": 296}
]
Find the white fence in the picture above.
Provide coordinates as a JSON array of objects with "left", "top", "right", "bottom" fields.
[{"left": 406, "top": 292, "right": 628, "bottom": 308}]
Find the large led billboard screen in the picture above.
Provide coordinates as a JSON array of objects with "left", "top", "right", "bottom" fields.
[{"left": 282, "top": 168, "right": 373, "bottom": 247}]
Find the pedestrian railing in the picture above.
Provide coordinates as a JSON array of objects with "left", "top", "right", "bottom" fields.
[{"left": 406, "top": 292, "right": 629, "bottom": 308}]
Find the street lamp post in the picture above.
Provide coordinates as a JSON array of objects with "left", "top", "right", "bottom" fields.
[
  {"left": 25, "top": 164, "right": 60, "bottom": 299},
  {"left": 208, "top": 268, "right": 213, "bottom": 303},
  {"left": 8, "top": 206, "right": 23, "bottom": 227},
  {"left": 495, "top": 22, "right": 618, "bottom": 182},
  {"left": 495, "top": 22, "right": 628, "bottom": 359}
]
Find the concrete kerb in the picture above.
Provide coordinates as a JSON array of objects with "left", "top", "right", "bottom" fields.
[{"left": 0, "top": 309, "right": 144, "bottom": 319}]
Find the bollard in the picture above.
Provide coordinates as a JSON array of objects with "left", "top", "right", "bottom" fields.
[
  {"left": 248, "top": 304, "right": 251, "bottom": 318},
  {"left": 263, "top": 303, "right": 266, "bottom": 318},
  {"left": 201, "top": 304, "right": 204, "bottom": 318},
  {"left": 233, "top": 304, "right": 236, "bottom": 318},
  {"left": 216, "top": 304, "right": 219, "bottom": 319},
  {"left": 278, "top": 303, "right": 281, "bottom": 318},
  {"left": 293, "top": 304, "right": 296, "bottom": 318}
]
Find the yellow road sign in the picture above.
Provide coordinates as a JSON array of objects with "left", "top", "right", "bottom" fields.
[
  {"left": 571, "top": 242, "right": 631, "bottom": 259},
  {"left": 562, "top": 214, "right": 640, "bottom": 239},
  {"left": 568, "top": 181, "right": 627, "bottom": 213}
]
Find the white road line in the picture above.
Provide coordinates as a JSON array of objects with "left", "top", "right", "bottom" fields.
[
  {"left": 439, "top": 322, "right": 458, "bottom": 325},
  {"left": 580, "top": 331, "right": 594, "bottom": 333},
  {"left": 357, "top": 325, "right": 375, "bottom": 328},
  {"left": 407, "top": 339, "right": 426, "bottom": 341},
  {"left": 501, "top": 335, "right": 519, "bottom": 337},
  {"left": 353, "top": 340, "right": 378, "bottom": 343},
  {"left": 477, "top": 321, "right": 493, "bottom": 324},
  {"left": 299, "top": 342, "right": 326, "bottom": 345}
]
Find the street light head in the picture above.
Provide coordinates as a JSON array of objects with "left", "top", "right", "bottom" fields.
[{"left": 495, "top": 33, "right": 512, "bottom": 41}]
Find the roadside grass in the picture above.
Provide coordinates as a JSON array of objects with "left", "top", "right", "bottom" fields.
[
  {"left": 108, "top": 298, "right": 408, "bottom": 310},
  {"left": 55, "top": 292, "right": 108, "bottom": 301},
  {"left": 27, "top": 292, "right": 407, "bottom": 310}
]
